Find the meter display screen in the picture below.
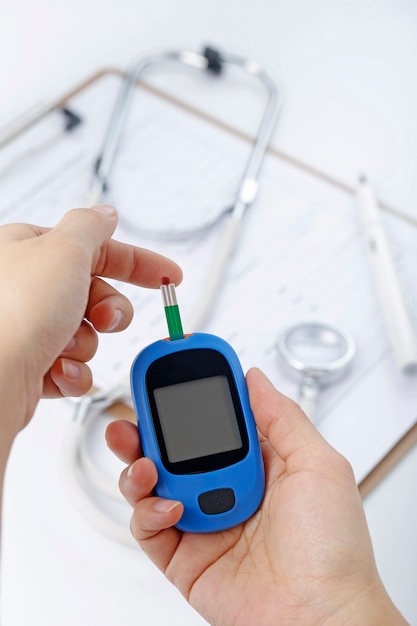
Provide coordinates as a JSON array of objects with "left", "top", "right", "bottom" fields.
[
  {"left": 154, "top": 375, "right": 242, "bottom": 463},
  {"left": 146, "top": 348, "right": 249, "bottom": 474}
]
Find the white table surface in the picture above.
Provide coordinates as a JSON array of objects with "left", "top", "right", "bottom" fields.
[{"left": 1, "top": 1, "right": 417, "bottom": 624}]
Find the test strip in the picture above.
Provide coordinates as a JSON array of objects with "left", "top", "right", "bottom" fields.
[{"left": 160, "top": 280, "right": 185, "bottom": 341}]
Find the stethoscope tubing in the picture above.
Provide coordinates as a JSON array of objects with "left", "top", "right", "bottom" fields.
[{"left": 89, "top": 46, "right": 282, "bottom": 214}]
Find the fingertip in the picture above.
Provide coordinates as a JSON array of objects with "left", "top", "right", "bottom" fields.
[
  {"left": 124, "top": 456, "right": 157, "bottom": 486},
  {"left": 152, "top": 499, "right": 183, "bottom": 516},
  {"left": 247, "top": 367, "right": 275, "bottom": 389},
  {"left": 49, "top": 358, "right": 93, "bottom": 397},
  {"left": 171, "top": 264, "right": 183, "bottom": 287},
  {"left": 130, "top": 497, "right": 184, "bottom": 540},
  {"left": 105, "top": 419, "right": 120, "bottom": 450},
  {"left": 54, "top": 207, "right": 118, "bottom": 253},
  {"left": 89, "top": 299, "right": 133, "bottom": 332},
  {"left": 247, "top": 366, "right": 324, "bottom": 464},
  {"left": 106, "top": 419, "right": 141, "bottom": 464},
  {"left": 90, "top": 205, "right": 118, "bottom": 218},
  {"left": 120, "top": 457, "right": 159, "bottom": 508},
  {"left": 162, "top": 258, "right": 183, "bottom": 284},
  {"left": 246, "top": 367, "right": 283, "bottom": 411}
]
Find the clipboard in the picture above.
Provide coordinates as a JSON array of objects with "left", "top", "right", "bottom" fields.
[{"left": 1, "top": 68, "right": 417, "bottom": 499}]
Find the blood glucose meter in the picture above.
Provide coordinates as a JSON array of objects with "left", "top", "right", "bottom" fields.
[{"left": 130, "top": 282, "right": 264, "bottom": 533}]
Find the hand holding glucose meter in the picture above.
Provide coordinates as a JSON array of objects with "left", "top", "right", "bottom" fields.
[{"left": 130, "top": 281, "right": 264, "bottom": 533}]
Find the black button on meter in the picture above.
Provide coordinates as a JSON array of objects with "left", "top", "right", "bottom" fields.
[{"left": 198, "top": 488, "right": 235, "bottom": 515}]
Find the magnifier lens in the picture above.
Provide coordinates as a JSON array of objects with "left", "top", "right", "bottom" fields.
[
  {"left": 277, "top": 322, "right": 356, "bottom": 379},
  {"left": 277, "top": 323, "right": 356, "bottom": 420},
  {"left": 286, "top": 327, "right": 348, "bottom": 365}
]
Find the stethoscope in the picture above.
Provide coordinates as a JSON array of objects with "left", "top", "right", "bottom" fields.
[
  {"left": 276, "top": 322, "right": 356, "bottom": 421},
  {"left": 63, "top": 45, "right": 356, "bottom": 545},
  {"left": 87, "top": 44, "right": 282, "bottom": 331}
]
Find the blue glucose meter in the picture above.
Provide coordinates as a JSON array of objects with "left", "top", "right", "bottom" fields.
[{"left": 130, "top": 283, "right": 264, "bottom": 533}]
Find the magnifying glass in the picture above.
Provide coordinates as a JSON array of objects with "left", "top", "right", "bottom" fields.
[{"left": 276, "top": 322, "right": 356, "bottom": 421}]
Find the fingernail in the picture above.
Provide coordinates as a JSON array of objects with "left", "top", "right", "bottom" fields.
[
  {"left": 63, "top": 337, "right": 76, "bottom": 353},
  {"left": 61, "top": 359, "right": 81, "bottom": 379},
  {"left": 91, "top": 204, "right": 117, "bottom": 218},
  {"left": 152, "top": 499, "right": 181, "bottom": 514},
  {"left": 126, "top": 463, "right": 134, "bottom": 479},
  {"left": 108, "top": 308, "right": 124, "bottom": 331}
]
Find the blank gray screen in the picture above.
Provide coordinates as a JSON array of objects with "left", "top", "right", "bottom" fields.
[{"left": 153, "top": 375, "right": 242, "bottom": 463}]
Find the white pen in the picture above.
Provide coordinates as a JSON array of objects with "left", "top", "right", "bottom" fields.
[{"left": 356, "top": 175, "right": 417, "bottom": 374}]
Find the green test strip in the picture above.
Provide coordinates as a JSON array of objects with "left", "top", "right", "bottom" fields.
[{"left": 160, "top": 282, "right": 184, "bottom": 341}]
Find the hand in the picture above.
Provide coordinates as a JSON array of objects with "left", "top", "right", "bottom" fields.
[
  {"left": 0, "top": 205, "right": 182, "bottom": 434},
  {"left": 107, "top": 368, "right": 407, "bottom": 626}
]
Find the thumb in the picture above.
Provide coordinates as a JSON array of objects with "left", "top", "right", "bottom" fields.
[
  {"left": 246, "top": 367, "right": 330, "bottom": 465},
  {"left": 52, "top": 206, "right": 118, "bottom": 259}
]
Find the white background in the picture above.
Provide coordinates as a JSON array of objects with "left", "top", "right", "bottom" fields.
[{"left": 1, "top": 1, "right": 417, "bottom": 624}]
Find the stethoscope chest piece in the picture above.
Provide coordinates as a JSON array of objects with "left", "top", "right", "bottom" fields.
[{"left": 276, "top": 322, "right": 356, "bottom": 421}]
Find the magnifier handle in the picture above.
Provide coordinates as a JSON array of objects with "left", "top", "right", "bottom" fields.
[{"left": 298, "top": 376, "right": 319, "bottom": 422}]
